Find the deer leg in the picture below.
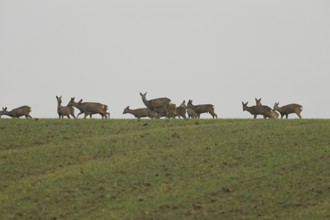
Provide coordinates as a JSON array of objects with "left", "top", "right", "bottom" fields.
[
  {"left": 77, "top": 112, "right": 83, "bottom": 118},
  {"left": 285, "top": 114, "right": 289, "bottom": 119},
  {"left": 297, "top": 113, "right": 302, "bottom": 119}
]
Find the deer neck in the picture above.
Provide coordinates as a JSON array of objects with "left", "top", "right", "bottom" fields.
[{"left": 142, "top": 98, "right": 150, "bottom": 108}]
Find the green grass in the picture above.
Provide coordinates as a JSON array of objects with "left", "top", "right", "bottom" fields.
[{"left": 0, "top": 119, "right": 329, "bottom": 219}]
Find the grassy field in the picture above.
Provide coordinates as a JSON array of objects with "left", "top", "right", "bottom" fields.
[{"left": 0, "top": 119, "right": 329, "bottom": 219}]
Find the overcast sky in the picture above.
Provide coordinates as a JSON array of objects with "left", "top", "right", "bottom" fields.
[{"left": 1, "top": 0, "right": 329, "bottom": 119}]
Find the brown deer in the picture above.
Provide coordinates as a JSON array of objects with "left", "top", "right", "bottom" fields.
[
  {"left": 175, "top": 100, "right": 187, "bottom": 119},
  {"left": 140, "top": 92, "right": 171, "bottom": 117},
  {"left": 255, "top": 98, "right": 262, "bottom": 106},
  {"left": 166, "top": 103, "right": 177, "bottom": 119},
  {"left": 187, "top": 107, "right": 198, "bottom": 119},
  {"left": 255, "top": 98, "right": 278, "bottom": 118},
  {"left": 273, "top": 102, "right": 303, "bottom": 119},
  {"left": 123, "top": 106, "right": 155, "bottom": 119},
  {"left": 68, "top": 97, "right": 109, "bottom": 119},
  {"left": 187, "top": 100, "right": 218, "bottom": 119},
  {"left": 242, "top": 102, "right": 276, "bottom": 119},
  {"left": 0, "top": 106, "right": 32, "bottom": 118},
  {"left": 56, "top": 96, "right": 76, "bottom": 119}
]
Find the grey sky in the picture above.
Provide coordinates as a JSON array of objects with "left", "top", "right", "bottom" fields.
[{"left": 1, "top": 1, "right": 329, "bottom": 118}]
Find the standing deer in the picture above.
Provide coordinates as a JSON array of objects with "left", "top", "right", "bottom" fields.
[
  {"left": 56, "top": 96, "right": 76, "bottom": 119},
  {"left": 123, "top": 106, "right": 155, "bottom": 119},
  {"left": 187, "top": 100, "right": 218, "bottom": 119},
  {"left": 140, "top": 92, "right": 171, "bottom": 117},
  {"left": 242, "top": 102, "right": 276, "bottom": 119},
  {"left": 0, "top": 106, "right": 32, "bottom": 118},
  {"left": 273, "top": 102, "right": 303, "bottom": 119},
  {"left": 68, "top": 97, "right": 109, "bottom": 119}
]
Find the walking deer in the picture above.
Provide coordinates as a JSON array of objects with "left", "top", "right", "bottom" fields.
[
  {"left": 187, "top": 100, "right": 218, "bottom": 119},
  {"left": 273, "top": 102, "right": 303, "bottom": 119},
  {"left": 68, "top": 97, "right": 109, "bottom": 119},
  {"left": 0, "top": 106, "right": 32, "bottom": 118},
  {"left": 56, "top": 96, "right": 76, "bottom": 119}
]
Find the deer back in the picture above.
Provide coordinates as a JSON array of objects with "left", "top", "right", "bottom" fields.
[
  {"left": 147, "top": 98, "right": 171, "bottom": 109},
  {"left": 275, "top": 103, "right": 303, "bottom": 114},
  {"left": 187, "top": 101, "right": 214, "bottom": 114},
  {"left": 2, "top": 106, "right": 32, "bottom": 118},
  {"left": 81, "top": 102, "right": 108, "bottom": 114},
  {"left": 123, "top": 106, "right": 150, "bottom": 118},
  {"left": 256, "top": 105, "right": 274, "bottom": 117}
]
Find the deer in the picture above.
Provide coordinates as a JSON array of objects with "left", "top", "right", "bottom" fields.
[
  {"left": 273, "top": 102, "right": 303, "bottom": 119},
  {"left": 255, "top": 98, "right": 262, "bottom": 106},
  {"left": 186, "top": 100, "right": 218, "bottom": 119},
  {"left": 123, "top": 106, "right": 155, "bottom": 119},
  {"left": 56, "top": 96, "right": 76, "bottom": 119},
  {"left": 255, "top": 98, "right": 278, "bottom": 118},
  {"left": 187, "top": 107, "right": 198, "bottom": 119},
  {"left": 166, "top": 103, "right": 177, "bottom": 119},
  {"left": 242, "top": 101, "right": 276, "bottom": 119},
  {"left": 242, "top": 102, "right": 276, "bottom": 119},
  {"left": 68, "top": 97, "right": 109, "bottom": 119},
  {"left": 140, "top": 92, "right": 171, "bottom": 117},
  {"left": 175, "top": 100, "right": 187, "bottom": 119},
  {"left": 0, "top": 106, "right": 32, "bottom": 118}
]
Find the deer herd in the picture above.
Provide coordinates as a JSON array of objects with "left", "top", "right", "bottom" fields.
[{"left": 0, "top": 93, "right": 303, "bottom": 120}]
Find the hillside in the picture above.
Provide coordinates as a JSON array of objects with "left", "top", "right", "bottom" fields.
[{"left": 0, "top": 119, "right": 329, "bottom": 219}]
